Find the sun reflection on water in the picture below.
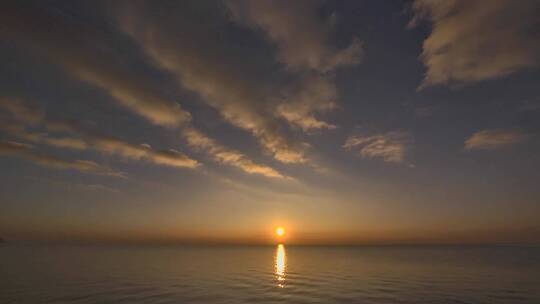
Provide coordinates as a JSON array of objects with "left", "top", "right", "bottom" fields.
[{"left": 275, "top": 244, "right": 286, "bottom": 287}]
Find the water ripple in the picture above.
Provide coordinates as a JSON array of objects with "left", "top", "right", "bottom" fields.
[{"left": 1, "top": 244, "right": 539, "bottom": 303}]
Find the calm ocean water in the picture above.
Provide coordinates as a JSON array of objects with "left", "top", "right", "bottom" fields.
[{"left": 1, "top": 244, "right": 539, "bottom": 303}]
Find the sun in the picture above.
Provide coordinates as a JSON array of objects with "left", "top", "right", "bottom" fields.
[{"left": 276, "top": 227, "right": 285, "bottom": 237}]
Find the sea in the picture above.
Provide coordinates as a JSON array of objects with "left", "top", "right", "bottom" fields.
[{"left": 1, "top": 243, "right": 539, "bottom": 303}]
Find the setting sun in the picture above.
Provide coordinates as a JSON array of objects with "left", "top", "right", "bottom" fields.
[{"left": 276, "top": 227, "right": 285, "bottom": 237}]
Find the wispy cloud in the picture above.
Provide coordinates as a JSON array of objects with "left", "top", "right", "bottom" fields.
[
  {"left": 38, "top": 137, "right": 88, "bottom": 150},
  {"left": 118, "top": 2, "right": 308, "bottom": 164},
  {"left": 227, "top": 0, "right": 362, "bottom": 72},
  {"left": 227, "top": 1, "right": 361, "bottom": 132},
  {"left": 86, "top": 134, "right": 199, "bottom": 169},
  {"left": 2, "top": 3, "right": 334, "bottom": 175},
  {"left": 464, "top": 129, "right": 529, "bottom": 150},
  {"left": 0, "top": 97, "right": 44, "bottom": 124},
  {"left": 344, "top": 131, "right": 414, "bottom": 164},
  {"left": 183, "top": 128, "right": 286, "bottom": 179},
  {"left": 0, "top": 7, "right": 191, "bottom": 127},
  {"left": 277, "top": 74, "right": 338, "bottom": 132},
  {"left": 0, "top": 140, "right": 124, "bottom": 177},
  {"left": 410, "top": 0, "right": 540, "bottom": 88},
  {"left": 0, "top": 97, "right": 199, "bottom": 169},
  {"left": 0, "top": 120, "right": 89, "bottom": 151}
]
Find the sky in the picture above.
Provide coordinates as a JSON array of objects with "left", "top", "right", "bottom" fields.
[{"left": 1, "top": 0, "right": 539, "bottom": 245}]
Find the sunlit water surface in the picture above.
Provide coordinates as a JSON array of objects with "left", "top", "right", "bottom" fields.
[{"left": 1, "top": 244, "right": 539, "bottom": 303}]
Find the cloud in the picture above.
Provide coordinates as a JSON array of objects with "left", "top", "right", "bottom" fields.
[
  {"left": 227, "top": 1, "right": 361, "bottom": 132},
  {"left": 0, "top": 117, "right": 88, "bottom": 151},
  {"left": 277, "top": 74, "right": 338, "bottom": 131},
  {"left": 2, "top": 3, "right": 352, "bottom": 170},
  {"left": 410, "top": 0, "right": 540, "bottom": 88},
  {"left": 87, "top": 134, "right": 200, "bottom": 169},
  {"left": 118, "top": 2, "right": 307, "bottom": 164},
  {"left": 0, "top": 97, "right": 44, "bottom": 125},
  {"left": 464, "top": 129, "right": 529, "bottom": 150},
  {"left": 0, "top": 97, "right": 199, "bottom": 169},
  {"left": 40, "top": 137, "right": 88, "bottom": 150},
  {"left": 343, "top": 131, "right": 414, "bottom": 163},
  {"left": 0, "top": 140, "right": 124, "bottom": 177},
  {"left": 226, "top": 0, "right": 362, "bottom": 72},
  {"left": 0, "top": 6, "right": 190, "bottom": 127},
  {"left": 183, "top": 128, "right": 286, "bottom": 179}
]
